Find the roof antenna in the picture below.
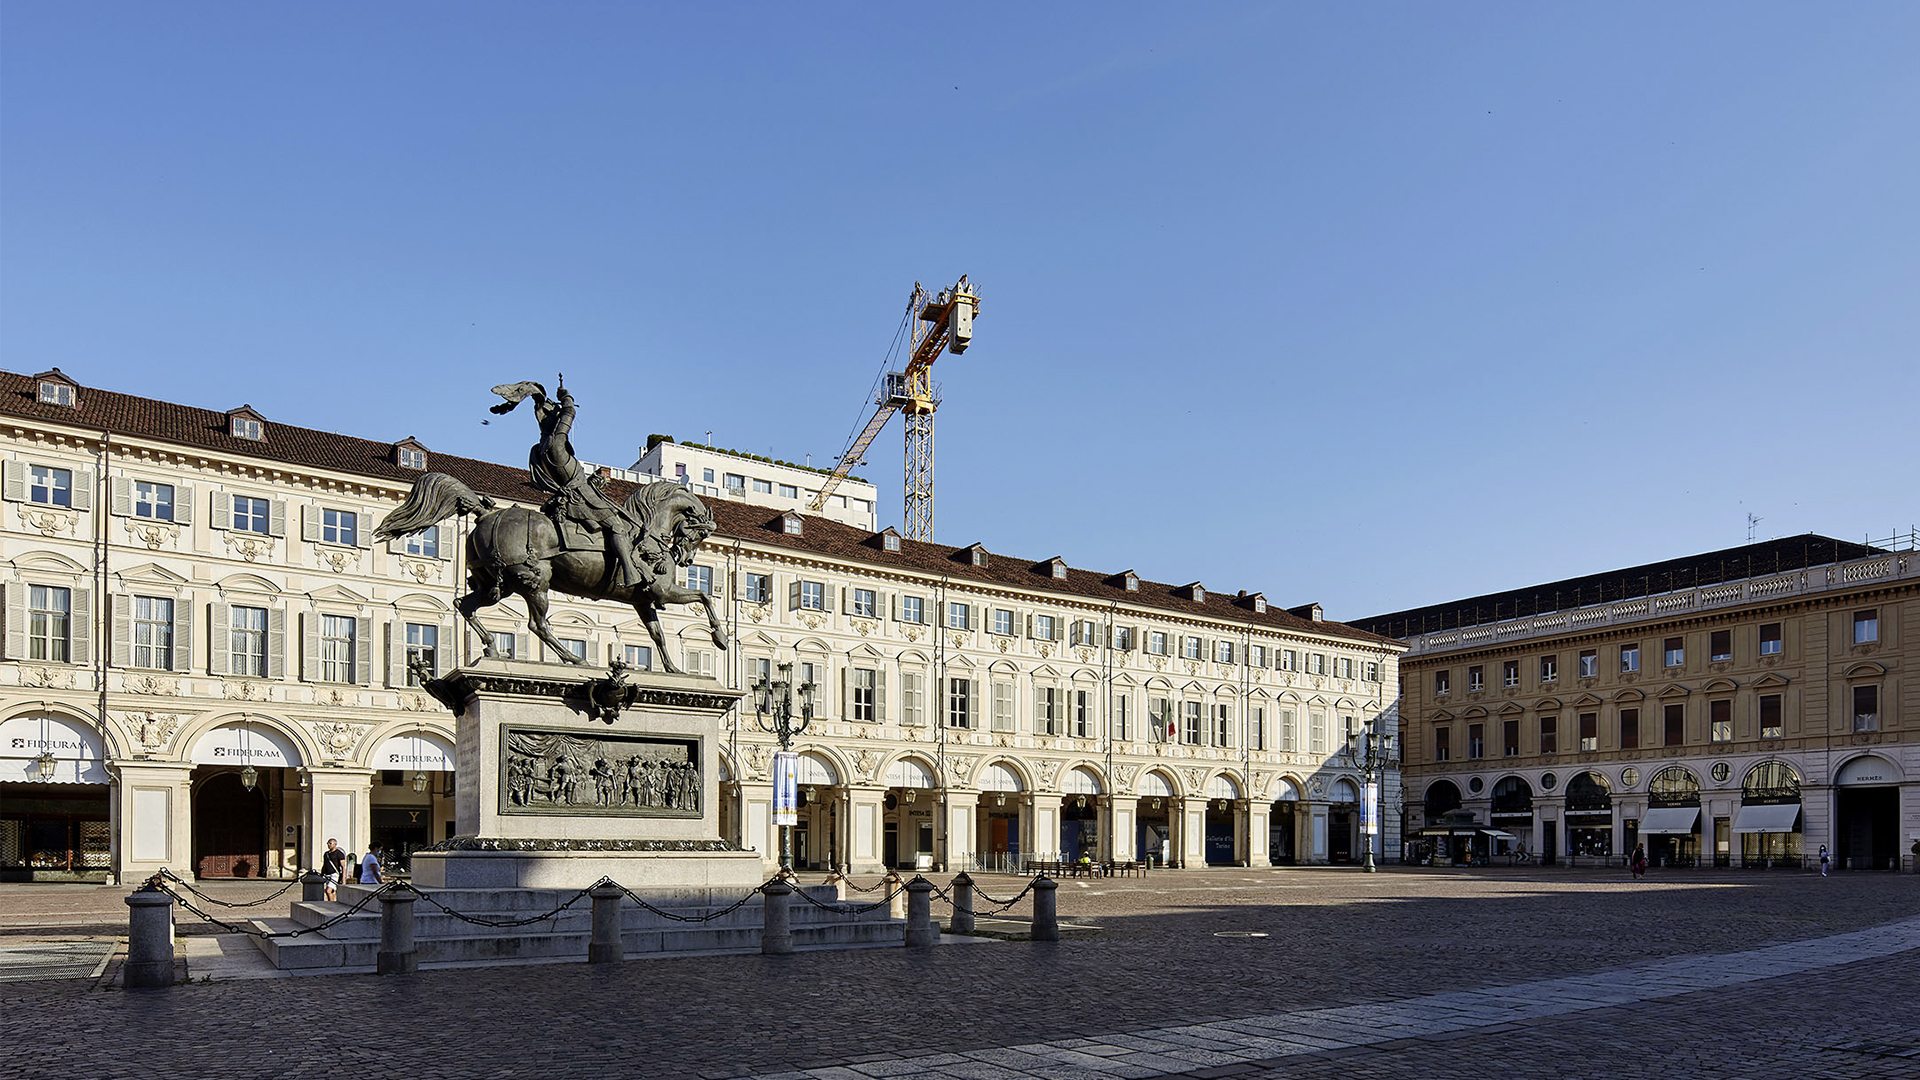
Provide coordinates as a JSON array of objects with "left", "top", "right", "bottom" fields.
[{"left": 1747, "top": 513, "right": 1762, "bottom": 544}]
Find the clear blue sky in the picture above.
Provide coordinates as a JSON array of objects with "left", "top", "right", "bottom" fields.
[{"left": 4, "top": 4, "right": 1915, "bottom": 620}]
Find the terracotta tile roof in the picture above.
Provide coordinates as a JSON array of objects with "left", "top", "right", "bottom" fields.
[{"left": 0, "top": 369, "right": 1395, "bottom": 647}]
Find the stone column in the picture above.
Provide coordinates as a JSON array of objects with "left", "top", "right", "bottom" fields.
[
  {"left": 305, "top": 766, "right": 374, "bottom": 872},
  {"left": 1181, "top": 796, "right": 1208, "bottom": 868},
  {"left": 112, "top": 761, "right": 195, "bottom": 884},
  {"left": 1248, "top": 799, "right": 1270, "bottom": 866}
]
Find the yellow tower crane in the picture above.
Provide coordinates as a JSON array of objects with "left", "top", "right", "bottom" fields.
[{"left": 810, "top": 276, "right": 978, "bottom": 541}]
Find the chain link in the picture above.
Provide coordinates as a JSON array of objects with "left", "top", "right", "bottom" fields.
[{"left": 155, "top": 869, "right": 301, "bottom": 908}]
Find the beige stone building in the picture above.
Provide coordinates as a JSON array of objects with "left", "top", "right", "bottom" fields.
[
  {"left": 1354, "top": 536, "right": 1918, "bottom": 870},
  {"left": 0, "top": 367, "right": 1403, "bottom": 883}
]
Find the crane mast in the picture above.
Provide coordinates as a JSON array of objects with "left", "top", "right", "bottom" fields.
[{"left": 810, "top": 276, "right": 978, "bottom": 542}]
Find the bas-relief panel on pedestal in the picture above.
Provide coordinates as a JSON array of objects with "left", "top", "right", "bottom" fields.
[{"left": 499, "top": 726, "right": 700, "bottom": 818}]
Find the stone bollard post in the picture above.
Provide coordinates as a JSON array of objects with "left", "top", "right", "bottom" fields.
[
  {"left": 884, "top": 870, "right": 905, "bottom": 919},
  {"left": 761, "top": 878, "right": 794, "bottom": 955},
  {"left": 124, "top": 886, "right": 176, "bottom": 989},
  {"left": 588, "top": 883, "right": 625, "bottom": 965},
  {"left": 948, "top": 872, "right": 975, "bottom": 935},
  {"left": 903, "top": 876, "right": 937, "bottom": 948},
  {"left": 376, "top": 885, "right": 418, "bottom": 976},
  {"left": 300, "top": 871, "right": 326, "bottom": 903},
  {"left": 1031, "top": 875, "right": 1060, "bottom": 942}
]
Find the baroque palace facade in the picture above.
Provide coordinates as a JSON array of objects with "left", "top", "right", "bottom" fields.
[
  {"left": 1354, "top": 536, "right": 1917, "bottom": 871},
  {"left": 0, "top": 368, "right": 1403, "bottom": 882}
]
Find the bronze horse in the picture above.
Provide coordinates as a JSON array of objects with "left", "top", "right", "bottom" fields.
[{"left": 374, "top": 473, "right": 729, "bottom": 674}]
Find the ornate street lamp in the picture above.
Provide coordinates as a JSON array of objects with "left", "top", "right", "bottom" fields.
[
  {"left": 34, "top": 749, "right": 57, "bottom": 781},
  {"left": 240, "top": 764, "right": 259, "bottom": 791},
  {"left": 1347, "top": 714, "right": 1397, "bottom": 873},
  {"left": 751, "top": 661, "right": 815, "bottom": 872},
  {"left": 412, "top": 771, "right": 429, "bottom": 793}
]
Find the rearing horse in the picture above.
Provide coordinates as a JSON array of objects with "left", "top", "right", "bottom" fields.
[{"left": 374, "top": 473, "right": 729, "bottom": 674}]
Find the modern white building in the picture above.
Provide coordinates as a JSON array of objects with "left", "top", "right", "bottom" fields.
[
  {"left": 621, "top": 435, "right": 879, "bottom": 531},
  {"left": 0, "top": 367, "right": 1403, "bottom": 884}
]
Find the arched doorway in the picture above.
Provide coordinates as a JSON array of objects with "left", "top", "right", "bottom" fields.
[
  {"left": 1060, "top": 767, "right": 1102, "bottom": 864},
  {"left": 1642, "top": 767, "right": 1700, "bottom": 866},
  {"left": 1490, "top": 776, "right": 1534, "bottom": 857},
  {"left": 976, "top": 763, "right": 1024, "bottom": 872},
  {"left": 1835, "top": 755, "right": 1900, "bottom": 871},
  {"left": 1204, "top": 775, "right": 1241, "bottom": 865},
  {"left": 194, "top": 771, "right": 267, "bottom": 878},
  {"left": 1423, "top": 779, "right": 1463, "bottom": 823},
  {"left": 793, "top": 753, "right": 842, "bottom": 871},
  {"left": 1734, "top": 761, "right": 1802, "bottom": 868},
  {"left": 368, "top": 730, "right": 455, "bottom": 871},
  {"left": 883, "top": 757, "right": 935, "bottom": 870},
  {"left": 1565, "top": 771, "right": 1615, "bottom": 859},
  {"left": 1327, "top": 779, "right": 1358, "bottom": 864},
  {"left": 1268, "top": 778, "right": 1300, "bottom": 865},
  {"left": 1136, "top": 771, "right": 1176, "bottom": 866}
]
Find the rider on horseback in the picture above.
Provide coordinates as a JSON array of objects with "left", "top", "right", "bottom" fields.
[{"left": 494, "top": 378, "right": 647, "bottom": 590}]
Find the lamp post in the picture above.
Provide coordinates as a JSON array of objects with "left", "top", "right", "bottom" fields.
[
  {"left": 1347, "top": 714, "right": 1397, "bottom": 873},
  {"left": 752, "top": 661, "right": 815, "bottom": 873}
]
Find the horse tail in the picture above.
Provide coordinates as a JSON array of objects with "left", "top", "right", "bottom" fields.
[{"left": 374, "top": 473, "right": 496, "bottom": 541}]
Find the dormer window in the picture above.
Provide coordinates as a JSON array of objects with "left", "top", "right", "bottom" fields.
[
  {"left": 1125, "top": 573, "right": 1138, "bottom": 592},
  {"left": 34, "top": 369, "right": 78, "bottom": 407},
  {"left": 394, "top": 439, "right": 428, "bottom": 470},
  {"left": 1042, "top": 557, "right": 1067, "bottom": 579},
  {"left": 882, "top": 531, "right": 901, "bottom": 552},
  {"left": 781, "top": 513, "right": 803, "bottom": 536},
  {"left": 226, "top": 406, "right": 266, "bottom": 441},
  {"left": 963, "top": 543, "right": 989, "bottom": 567},
  {"left": 1253, "top": 596, "right": 1267, "bottom": 614},
  {"left": 1181, "top": 582, "right": 1206, "bottom": 603}
]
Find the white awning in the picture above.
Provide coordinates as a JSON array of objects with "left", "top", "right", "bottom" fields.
[
  {"left": 794, "top": 753, "right": 838, "bottom": 786},
  {"left": 0, "top": 714, "right": 108, "bottom": 784},
  {"left": 1732, "top": 803, "right": 1802, "bottom": 834},
  {"left": 1206, "top": 775, "right": 1241, "bottom": 800},
  {"left": 977, "top": 763, "right": 1023, "bottom": 792},
  {"left": 1139, "top": 771, "right": 1175, "bottom": 798},
  {"left": 884, "top": 757, "right": 934, "bottom": 789},
  {"left": 1638, "top": 806, "right": 1700, "bottom": 835},
  {"left": 1064, "top": 767, "right": 1104, "bottom": 795},
  {"left": 1479, "top": 829, "right": 1519, "bottom": 841},
  {"left": 190, "top": 722, "right": 303, "bottom": 768},
  {"left": 372, "top": 732, "right": 455, "bottom": 772}
]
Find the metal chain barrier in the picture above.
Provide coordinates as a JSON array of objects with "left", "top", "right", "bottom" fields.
[
  {"left": 154, "top": 869, "right": 301, "bottom": 908},
  {"left": 968, "top": 877, "right": 1041, "bottom": 911},
  {"left": 787, "top": 880, "right": 908, "bottom": 915},
  {"left": 835, "top": 876, "right": 890, "bottom": 895},
  {"left": 152, "top": 877, "right": 397, "bottom": 940},
  {"left": 407, "top": 884, "right": 597, "bottom": 929},
  {"left": 607, "top": 878, "right": 762, "bottom": 923}
]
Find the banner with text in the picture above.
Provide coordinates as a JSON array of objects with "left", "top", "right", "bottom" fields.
[{"left": 772, "top": 751, "right": 799, "bottom": 827}]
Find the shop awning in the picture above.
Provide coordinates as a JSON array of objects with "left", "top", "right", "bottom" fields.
[
  {"left": 1732, "top": 803, "right": 1802, "bottom": 834},
  {"left": 1417, "top": 826, "right": 1481, "bottom": 837},
  {"left": 1478, "top": 829, "right": 1519, "bottom": 841},
  {"left": 1638, "top": 807, "right": 1700, "bottom": 835}
]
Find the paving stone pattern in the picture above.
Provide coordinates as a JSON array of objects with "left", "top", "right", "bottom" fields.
[{"left": 2, "top": 868, "right": 1918, "bottom": 1080}]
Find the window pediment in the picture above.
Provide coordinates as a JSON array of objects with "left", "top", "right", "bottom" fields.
[
  {"left": 1752, "top": 672, "right": 1790, "bottom": 689},
  {"left": 1497, "top": 701, "right": 1525, "bottom": 716},
  {"left": 1702, "top": 677, "right": 1738, "bottom": 693},
  {"left": 1657, "top": 682, "right": 1691, "bottom": 699},
  {"left": 1843, "top": 661, "right": 1887, "bottom": 679},
  {"left": 1613, "top": 687, "right": 1646, "bottom": 702}
]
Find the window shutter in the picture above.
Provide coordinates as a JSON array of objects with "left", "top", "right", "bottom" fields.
[
  {"left": 111, "top": 477, "right": 132, "bottom": 517},
  {"left": 1053, "top": 618, "right": 1063, "bottom": 642},
  {"left": 788, "top": 581, "right": 801, "bottom": 611},
  {"left": 302, "top": 613, "right": 320, "bottom": 681},
  {"left": 210, "top": 491, "right": 231, "bottom": 531},
  {"left": 516, "top": 633, "right": 530, "bottom": 663},
  {"left": 875, "top": 673, "right": 887, "bottom": 723},
  {"left": 840, "top": 667, "right": 849, "bottom": 719},
  {"left": 112, "top": 595, "right": 131, "bottom": 664},
  {"left": 174, "top": 483, "right": 194, "bottom": 525},
  {"left": 1026, "top": 613, "right": 1034, "bottom": 639},
  {"left": 268, "top": 606, "right": 286, "bottom": 679},
  {"left": 889, "top": 593, "right": 898, "bottom": 621},
  {"left": 388, "top": 535, "right": 407, "bottom": 555},
  {"left": 69, "top": 588, "right": 91, "bottom": 664},
  {"left": 839, "top": 587, "right": 846, "bottom": 613},
  {"left": 438, "top": 622, "right": 453, "bottom": 677},
  {"left": 172, "top": 600, "right": 193, "bottom": 672},
  {"left": 352, "top": 616, "right": 373, "bottom": 683},
  {"left": 268, "top": 500, "right": 287, "bottom": 538},
  {"left": 301, "top": 505, "right": 321, "bottom": 542},
  {"left": 971, "top": 605, "right": 982, "bottom": 631},
  {"left": 386, "top": 622, "right": 402, "bottom": 687},
  {"left": 822, "top": 586, "right": 834, "bottom": 613},
  {"left": 208, "top": 603, "right": 229, "bottom": 674},
  {"left": 355, "top": 516, "right": 373, "bottom": 550},
  {"left": 0, "top": 461, "right": 23, "bottom": 503},
  {"left": 70, "top": 474, "right": 92, "bottom": 512}
]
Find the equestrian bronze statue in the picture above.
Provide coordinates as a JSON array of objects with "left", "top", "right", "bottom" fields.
[{"left": 373, "top": 379, "right": 729, "bottom": 674}]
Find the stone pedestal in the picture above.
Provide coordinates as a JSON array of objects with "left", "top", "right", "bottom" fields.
[{"left": 407, "top": 659, "right": 763, "bottom": 895}]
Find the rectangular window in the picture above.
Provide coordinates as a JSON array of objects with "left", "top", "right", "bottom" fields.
[
  {"left": 1308, "top": 653, "right": 1328, "bottom": 675},
  {"left": 39, "top": 381, "right": 72, "bottom": 405},
  {"left": 1854, "top": 609, "right": 1878, "bottom": 644},
  {"left": 232, "top": 496, "right": 271, "bottom": 535},
  {"left": 1759, "top": 623, "right": 1782, "bottom": 656},
  {"left": 1249, "top": 645, "right": 1267, "bottom": 668},
  {"left": 321, "top": 508, "right": 357, "bottom": 546},
  {"left": 723, "top": 473, "right": 745, "bottom": 492},
  {"left": 133, "top": 596, "right": 174, "bottom": 670},
  {"left": 751, "top": 478, "right": 772, "bottom": 494},
  {"left": 1033, "top": 614, "right": 1055, "bottom": 641},
  {"left": 1364, "top": 660, "right": 1380, "bottom": 682},
  {"left": 1182, "top": 636, "right": 1203, "bottom": 661},
  {"left": 1620, "top": 708, "right": 1640, "bottom": 749},
  {"left": 850, "top": 588, "right": 877, "bottom": 618},
  {"left": 614, "top": 643, "right": 646, "bottom": 670},
  {"left": 1853, "top": 685, "right": 1878, "bottom": 732},
  {"left": 993, "top": 608, "right": 1015, "bottom": 636},
  {"left": 490, "top": 631, "right": 516, "bottom": 659},
  {"left": 1502, "top": 719, "right": 1520, "bottom": 756},
  {"left": 1280, "top": 649, "right": 1297, "bottom": 671},
  {"left": 1664, "top": 703, "right": 1685, "bottom": 746},
  {"left": 1249, "top": 706, "right": 1263, "bottom": 750},
  {"left": 1578, "top": 650, "right": 1598, "bottom": 678},
  {"left": 1309, "top": 711, "right": 1327, "bottom": 755},
  {"left": 405, "top": 622, "right": 438, "bottom": 684},
  {"left": 1181, "top": 701, "right": 1203, "bottom": 745},
  {"left": 947, "top": 602, "right": 972, "bottom": 631},
  {"left": 1214, "top": 704, "right": 1231, "bottom": 747},
  {"left": 1621, "top": 643, "right": 1640, "bottom": 673},
  {"left": 319, "top": 613, "right": 355, "bottom": 682},
  {"left": 991, "top": 681, "right": 1014, "bottom": 733},
  {"left": 1539, "top": 715, "right": 1557, "bottom": 755},
  {"left": 1075, "top": 690, "right": 1093, "bottom": 738},
  {"left": 1337, "top": 657, "right": 1354, "bottom": 679},
  {"left": 799, "top": 580, "right": 825, "bottom": 611},
  {"left": 1503, "top": 660, "right": 1520, "bottom": 687},
  {"left": 1709, "top": 699, "right": 1732, "bottom": 742},
  {"left": 1279, "top": 708, "right": 1296, "bottom": 751},
  {"left": 683, "top": 648, "right": 715, "bottom": 678},
  {"left": 1114, "top": 626, "right": 1135, "bottom": 651},
  {"left": 1435, "top": 670, "right": 1451, "bottom": 695},
  {"left": 404, "top": 525, "right": 439, "bottom": 559},
  {"left": 1663, "top": 637, "right": 1684, "bottom": 668},
  {"left": 902, "top": 673, "right": 925, "bottom": 726},
  {"left": 778, "top": 483, "right": 798, "bottom": 499},
  {"left": 133, "top": 481, "right": 174, "bottom": 521},
  {"left": 684, "top": 565, "right": 713, "bottom": 595},
  {"left": 231, "top": 605, "right": 269, "bottom": 677},
  {"left": 1215, "top": 640, "right": 1235, "bottom": 664},
  {"left": 744, "top": 573, "right": 772, "bottom": 604},
  {"left": 1467, "top": 723, "right": 1484, "bottom": 759},
  {"left": 1579, "top": 712, "right": 1598, "bottom": 751},
  {"left": 701, "top": 468, "right": 714, "bottom": 483},
  {"left": 851, "top": 668, "right": 877, "bottom": 723},
  {"left": 28, "top": 465, "right": 73, "bottom": 507},
  {"left": 1151, "top": 631, "right": 1170, "bottom": 656},
  {"left": 1036, "top": 687, "right": 1061, "bottom": 736},
  {"left": 900, "top": 596, "right": 924, "bottom": 624},
  {"left": 1149, "top": 696, "right": 1173, "bottom": 742},
  {"left": 1539, "top": 655, "right": 1557, "bottom": 683},
  {"left": 1759, "top": 695, "right": 1782, "bottom": 739},
  {"left": 1708, "top": 629, "right": 1732, "bottom": 662},
  {"left": 1433, "top": 726, "right": 1451, "bottom": 762},
  {"left": 1468, "top": 666, "right": 1483, "bottom": 692}
]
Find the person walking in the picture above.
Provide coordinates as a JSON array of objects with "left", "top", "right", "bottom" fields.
[
  {"left": 1819, "top": 844, "right": 1830, "bottom": 877},
  {"left": 1631, "top": 843, "right": 1647, "bottom": 881},
  {"left": 320, "top": 838, "right": 347, "bottom": 901},
  {"left": 359, "top": 844, "right": 383, "bottom": 884}
]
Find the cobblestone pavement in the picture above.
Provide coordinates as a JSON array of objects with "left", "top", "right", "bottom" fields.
[{"left": 3, "top": 867, "right": 1917, "bottom": 1080}]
